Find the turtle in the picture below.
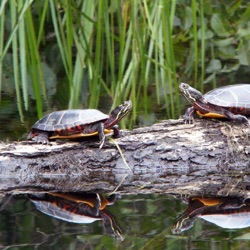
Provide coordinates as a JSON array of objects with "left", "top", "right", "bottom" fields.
[
  {"left": 172, "top": 196, "right": 248, "bottom": 234},
  {"left": 27, "top": 100, "right": 132, "bottom": 148},
  {"left": 179, "top": 83, "right": 250, "bottom": 124},
  {"left": 29, "top": 192, "right": 123, "bottom": 240}
]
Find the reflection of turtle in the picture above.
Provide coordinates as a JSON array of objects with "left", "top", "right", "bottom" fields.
[
  {"left": 172, "top": 197, "right": 248, "bottom": 234},
  {"left": 28, "top": 100, "right": 132, "bottom": 148},
  {"left": 179, "top": 83, "right": 250, "bottom": 124},
  {"left": 29, "top": 193, "right": 123, "bottom": 240}
]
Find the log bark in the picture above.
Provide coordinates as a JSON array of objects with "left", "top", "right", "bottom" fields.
[{"left": 0, "top": 119, "right": 250, "bottom": 196}]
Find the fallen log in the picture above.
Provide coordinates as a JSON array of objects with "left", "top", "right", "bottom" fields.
[{"left": 0, "top": 119, "right": 250, "bottom": 196}]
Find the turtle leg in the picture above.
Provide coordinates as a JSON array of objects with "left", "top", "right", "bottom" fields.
[
  {"left": 100, "top": 212, "right": 124, "bottom": 240},
  {"left": 112, "top": 125, "right": 120, "bottom": 138},
  {"left": 182, "top": 107, "right": 195, "bottom": 124},
  {"left": 218, "top": 198, "right": 245, "bottom": 210},
  {"left": 30, "top": 131, "right": 50, "bottom": 144},
  {"left": 223, "top": 110, "right": 249, "bottom": 125},
  {"left": 232, "top": 115, "right": 249, "bottom": 125},
  {"left": 91, "top": 193, "right": 101, "bottom": 216},
  {"left": 97, "top": 123, "right": 106, "bottom": 148}
]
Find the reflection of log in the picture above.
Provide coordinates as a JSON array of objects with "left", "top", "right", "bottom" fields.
[{"left": 0, "top": 119, "right": 250, "bottom": 196}]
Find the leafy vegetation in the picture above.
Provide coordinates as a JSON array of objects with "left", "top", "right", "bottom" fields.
[{"left": 1, "top": 0, "right": 250, "bottom": 124}]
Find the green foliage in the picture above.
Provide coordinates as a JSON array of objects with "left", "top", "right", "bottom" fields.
[{"left": 1, "top": 0, "right": 250, "bottom": 122}]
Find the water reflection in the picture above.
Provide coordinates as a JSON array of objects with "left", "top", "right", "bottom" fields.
[
  {"left": 1, "top": 193, "right": 250, "bottom": 249},
  {"left": 172, "top": 196, "right": 250, "bottom": 234},
  {"left": 29, "top": 192, "right": 124, "bottom": 241}
]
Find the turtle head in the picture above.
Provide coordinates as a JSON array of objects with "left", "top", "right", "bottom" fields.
[
  {"left": 179, "top": 82, "right": 203, "bottom": 104},
  {"left": 109, "top": 100, "right": 132, "bottom": 125},
  {"left": 171, "top": 216, "right": 195, "bottom": 234}
]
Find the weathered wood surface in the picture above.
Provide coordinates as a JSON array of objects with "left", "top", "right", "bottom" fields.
[{"left": 0, "top": 119, "right": 250, "bottom": 196}]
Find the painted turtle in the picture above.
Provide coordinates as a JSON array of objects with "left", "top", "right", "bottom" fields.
[
  {"left": 29, "top": 192, "right": 123, "bottom": 240},
  {"left": 172, "top": 197, "right": 248, "bottom": 234},
  {"left": 179, "top": 83, "right": 250, "bottom": 124},
  {"left": 27, "top": 100, "right": 132, "bottom": 148}
]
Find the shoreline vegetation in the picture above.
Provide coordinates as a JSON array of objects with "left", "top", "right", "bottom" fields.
[{"left": 0, "top": 1, "right": 250, "bottom": 128}]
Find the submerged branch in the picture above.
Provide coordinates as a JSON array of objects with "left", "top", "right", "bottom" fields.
[{"left": 0, "top": 119, "right": 250, "bottom": 196}]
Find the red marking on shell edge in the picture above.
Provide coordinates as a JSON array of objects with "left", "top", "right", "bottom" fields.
[
  {"left": 66, "top": 126, "right": 74, "bottom": 133},
  {"left": 65, "top": 204, "right": 71, "bottom": 210},
  {"left": 71, "top": 208, "right": 77, "bottom": 213}
]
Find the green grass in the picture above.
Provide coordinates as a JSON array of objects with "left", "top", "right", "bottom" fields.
[{"left": 1, "top": 0, "right": 250, "bottom": 125}]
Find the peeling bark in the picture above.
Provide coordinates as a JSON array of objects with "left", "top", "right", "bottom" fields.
[{"left": 0, "top": 119, "right": 250, "bottom": 196}]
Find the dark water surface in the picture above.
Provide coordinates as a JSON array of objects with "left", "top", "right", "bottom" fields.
[{"left": 1, "top": 193, "right": 250, "bottom": 249}]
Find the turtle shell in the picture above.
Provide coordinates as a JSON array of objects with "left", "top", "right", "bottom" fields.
[
  {"left": 32, "top": 199, "right": 101, "bottom": 223},
  {"left": 204, "top": 84, "right": 250, "bottom": 113},
  {"left": 30, "top": 193, "right": 105, "bottom": 223},
  {"left": 196, "top": 197, "right": 250, "bottom": 229},
  {"left": 29, "top": 193, "right": 124, "bottom": 240},
  {"left": 199, "top": 212, "right": 250, "bottom": 229},
  {"left": 32, "top": 109, "right": 109, "bottom": 132}
]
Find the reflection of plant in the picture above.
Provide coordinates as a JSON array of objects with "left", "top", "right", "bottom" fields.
[{"left": 1, "top": 1, "right": 250, "bottom": 122}]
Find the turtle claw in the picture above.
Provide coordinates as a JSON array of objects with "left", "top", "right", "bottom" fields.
[
  {"left": 181, "top": 115, "right": 195, "bottom": 124},
  {"left": 185, "top": 118, "right": 195, "bottom": 124},
  {"left": 33, "top": 137, "right": 50, "bottom": 144},
  {"left": 245, "top": 121, "right": 250, "bottom": 128},
  {"left": 99, "top": 137, "right": 105, "bottom": 149}
]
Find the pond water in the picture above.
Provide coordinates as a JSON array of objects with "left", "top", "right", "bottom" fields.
[{"left": 1, "top": 193, "right": 250, "bottom": 249}]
